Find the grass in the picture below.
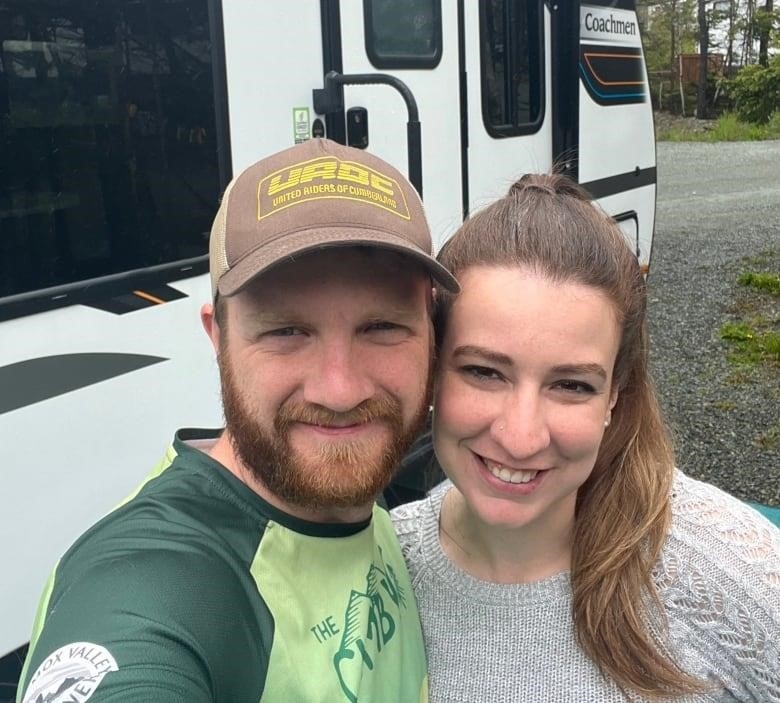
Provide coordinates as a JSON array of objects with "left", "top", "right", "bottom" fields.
[
  {"left": 755, "top": 423, "right": 780, "bottom": 450},
  {"left": 719, "top": 262, "right": 780, "bottom": 451},
  {"left": 720, "top": 319, "right": 780, "bottom": 367},
  {"left": 738, "top": 271, "right": 780, "bottom": 296},
  {"left": 720, "top": 259, "right": 780, "bottom": 372},
  {"left": 657, "top": 111, "right": 780, "bottom": 141},
  {"left": 722, "top": 295, "right": 761, "bottom": 317},
  {"left": 724, "top": 367, "right": 757, "bottom": 385},
  {"left": 741, "top": 250, "right": 776, "bottom": 267}
]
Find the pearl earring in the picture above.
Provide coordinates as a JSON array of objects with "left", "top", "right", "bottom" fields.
[{"left": 604, "top": 413, "right": 612, "bottom": 428}]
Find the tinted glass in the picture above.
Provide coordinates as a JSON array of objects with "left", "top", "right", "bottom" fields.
[
  {"left": 480, "top": 0, "right": 542, "bottom": 136},
  {"left": 364, "top": 0, "right": 441, "bottom": 68},
  {"left": 0, "top": 0, "right": 219, "bottom": 298}
]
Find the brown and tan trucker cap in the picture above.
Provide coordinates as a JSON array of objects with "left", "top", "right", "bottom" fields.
[{"left": 209, "top": 138, "right": 459, "bottom": 297}]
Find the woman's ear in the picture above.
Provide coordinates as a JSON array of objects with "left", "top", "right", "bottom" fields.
[{"left": 609, "top": 388, "right": 619, "bottom": 411}]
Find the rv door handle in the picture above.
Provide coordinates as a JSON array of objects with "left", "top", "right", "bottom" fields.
[{"left": 313, "top": 71, "right": 423, "bottom": 197}]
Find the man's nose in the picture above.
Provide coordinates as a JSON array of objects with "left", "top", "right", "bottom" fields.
[{"left": 303, "top": 341, "right": 375, "bottom": 413}]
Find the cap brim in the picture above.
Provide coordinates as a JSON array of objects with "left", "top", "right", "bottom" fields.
[{"left": 217, "top": 226, "right": 460, "bottom": 296}]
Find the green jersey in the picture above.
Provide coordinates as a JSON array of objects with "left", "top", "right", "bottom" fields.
[{"left": 17, "top": 429, "right": 428, "bottom": 702}]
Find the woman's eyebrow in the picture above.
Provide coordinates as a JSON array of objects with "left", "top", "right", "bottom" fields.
[
  {"left": 451, "top": 345, "right": 513, "bottom": 366},
  {"left": 551, "top": 363, "right": 608, "bottom": 380},
  {"left": 451, "top": 348, "right": 608, "bottom": 380}
]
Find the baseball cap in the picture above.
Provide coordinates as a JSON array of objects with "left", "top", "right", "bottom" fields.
[{"left": 209, "top": 138, "right": 459, "bottom": 297}]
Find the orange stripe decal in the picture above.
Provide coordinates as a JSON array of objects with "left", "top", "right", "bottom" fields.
[
  {"left": 133, "top": 290, "right": 166, "bottom": 305},
  {"left": 583, "top": 53, "right": 644, "bottom": 87}
]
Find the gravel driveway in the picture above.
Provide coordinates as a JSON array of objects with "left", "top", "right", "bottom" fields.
[{"left": 648, "top": 141, "right": 780, "bottom": 505}]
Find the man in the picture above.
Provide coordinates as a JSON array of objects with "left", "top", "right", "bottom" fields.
[{"left": 16, "top": 139, "right": 458, "bottom": 702}]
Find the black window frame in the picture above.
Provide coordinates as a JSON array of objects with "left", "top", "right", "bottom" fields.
[
  {"left": 363, "top": 0, "right": 443, "bottom": 69},
  {"left": 0, "top": 0, "right": 231, "bottom": 322},
  {"left": 479, "top": 0, "right": 545, "bottom": 139}
]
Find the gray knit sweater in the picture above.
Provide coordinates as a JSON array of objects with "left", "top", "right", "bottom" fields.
[{"left": 391, "top": 472, "right": 780, "bottom": 702}]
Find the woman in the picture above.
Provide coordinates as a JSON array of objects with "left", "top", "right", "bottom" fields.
[{"left": 392, "top": 174, "right": 780, "bottom": 702}]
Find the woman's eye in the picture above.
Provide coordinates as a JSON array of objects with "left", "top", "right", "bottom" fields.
[
  {"left": 461, "top": 365, "right": 503, "bottom": 382},
  {"left": 554, "top": 379, "right": 596, "bottom": 394}
]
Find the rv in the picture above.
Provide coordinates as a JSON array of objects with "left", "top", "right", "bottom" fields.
[{"left": 0, "top": 0, "right": 655, "bottom": 683}]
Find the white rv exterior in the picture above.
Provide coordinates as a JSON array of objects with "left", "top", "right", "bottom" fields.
[{"left": 0, "top": 0, "right": 655, "bottom": 664}]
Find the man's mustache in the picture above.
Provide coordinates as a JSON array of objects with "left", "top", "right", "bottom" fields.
[{"left": 276, "top": 397, "right": 402, "bottom": 431}]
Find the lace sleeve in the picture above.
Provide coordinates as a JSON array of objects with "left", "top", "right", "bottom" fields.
[
  {"left": 390, "top": 497, "right": 427, "bottom": 576},
  {"left": 659, "top": 472, "right": 780, "bottom": 702},
  {"left": 671, "top": 472, "right": 780, "bottom": 593}
]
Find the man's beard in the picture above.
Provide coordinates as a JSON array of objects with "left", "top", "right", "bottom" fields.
[{"left": 218, "top": 352, "right": 431, "bottom": 512}]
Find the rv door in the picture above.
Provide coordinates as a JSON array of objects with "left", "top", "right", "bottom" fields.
[
  {"left": 324, "top": 0, "right": 463, "bottom": 250},
  {"left": 462, "top": 1, "right": 553, "bottom": 214},
  {"left": 319, "top": 1, "right": 560, "bottom": 252}
]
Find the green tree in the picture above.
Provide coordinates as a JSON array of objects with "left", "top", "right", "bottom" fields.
[
  {"left": 756, "top": 1, "right": 778, "bottom": 66},
  {"left": 639, "top": 1, "right": 699, "bottom": 74}
]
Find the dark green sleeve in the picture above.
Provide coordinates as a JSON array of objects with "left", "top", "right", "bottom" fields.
[{"left": 17, "top": 548, "right": 271, "bottom": 702}]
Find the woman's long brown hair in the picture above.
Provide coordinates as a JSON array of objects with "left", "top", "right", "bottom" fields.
[{"left": 435, "top": 174, "right": 709, "bottom": 698}]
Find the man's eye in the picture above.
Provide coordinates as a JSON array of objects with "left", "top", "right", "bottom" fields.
[
  {"left": 366, "top": 321, "right": 400, "bottom": 332},
  {"left": 268, "top": 327, "right": 303, "bottom": 337}
]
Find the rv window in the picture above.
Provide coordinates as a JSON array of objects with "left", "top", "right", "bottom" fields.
[
  {"left": 0, "top": 0, "right": 221, "bottom": 299},
  {"left": 480, "top": 0, "right": 543, "bottom": 137},
  {"left": 364, "top": 0, "right": 442, "bottom": 69}
]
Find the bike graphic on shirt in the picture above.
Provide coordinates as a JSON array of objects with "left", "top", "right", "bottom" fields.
[{"left": 332, "top": 551, "right": 407, "bottom": 702}]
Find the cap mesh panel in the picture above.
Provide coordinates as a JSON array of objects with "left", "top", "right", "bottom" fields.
[{"left": 209, "top": 178, "right": 237, "bottom": 297}]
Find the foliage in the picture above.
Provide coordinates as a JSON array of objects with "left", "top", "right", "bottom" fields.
[
  {"left": 720, "top": 262, "right": 780, "bottom": 371},
  {"left": 755, "top": 422, "right": 780, "bottom": 450},
  {"left": 707, "top": 2, "right": 780, "bottom": 66},
  {"left": 767, "top": 109, "right": 780, "bottom": 134},
  {"left": 640, "top": 0, "right": 780, "bottom": 105},
  {"left": 656, "top": 110, "right": 780, "bottom": 140},
  {"left": 720, "top": 320, "right": 780, "bottom": 367},
  {"left": 727, "top": 56, "right": 780, "bottom": 123},
  {"left": 751, "top": 6, "right": 780, "bottom": 40},
  {"left": 641, "top": 1, "right": 699, "bottom": 75},
  {"left": 701, "top": 112, "right": 761, "bottom": 139},
  {"left": 741, "top": 250, "right": 777, "bottom": 267},
  {"left": 738, "top": 271, "right": 780, "bottom": 296},
  {"left": 749, "top": 6, "right": 780, "bottom": 63}
]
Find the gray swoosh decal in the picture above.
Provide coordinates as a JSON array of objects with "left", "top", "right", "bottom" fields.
[{"left": 0, "top": 353, "right": 167, "bottom": 415}]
